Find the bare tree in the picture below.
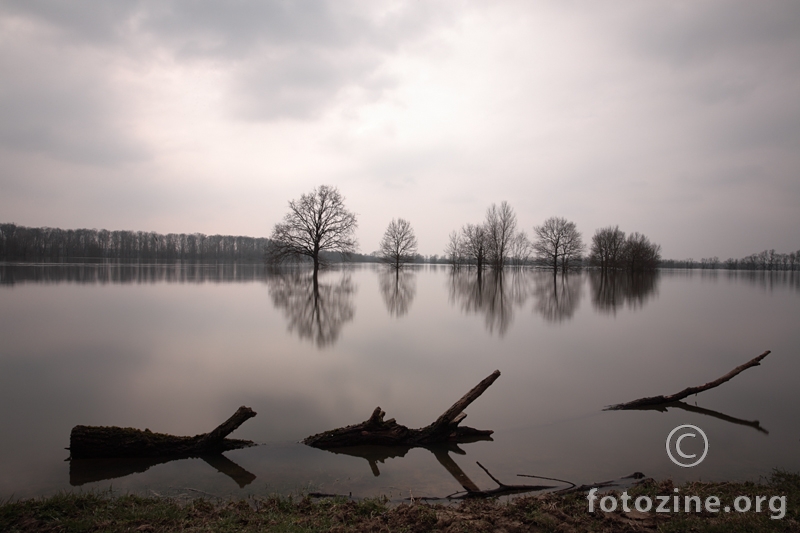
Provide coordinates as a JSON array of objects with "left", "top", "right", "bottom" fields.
[
  {"left": 532, "top": 217, "right": 584, "bottom": 273},
  {"left": 460, "top": 223, "right": 488, "bottom": 272},
  {"left": 589, "top": 226, "right": 626, "bottom": 271},
  {"left": 507, "top": 231, "right": 532, "bottom": 266},
  {"left": 266, "top": 185, "right": 358, "bottom": 279},
  {"left": 379, "top": 218, "right": 418, "bottom": 270},
  {"left": 622, "top": 232, "right": 661, "bottom": 271},
  {"left": 484, "top": 201, "right": 518, "bottom": 270},
  {"left": 444, "top": 231, "right": 464, "bottom": 267}
]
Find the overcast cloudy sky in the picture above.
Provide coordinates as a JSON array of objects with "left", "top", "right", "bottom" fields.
[{"left": 1, "top": 1, "right": 798, "bottom": 259}]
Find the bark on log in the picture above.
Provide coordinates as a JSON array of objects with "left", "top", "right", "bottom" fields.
[
  {"left": 303, "top": 371, "right": 500, "bottom": 449},
  {"left": 607, "top": 351, "right": 770, "bottom": 410},
  {"left": 69, "top": 406, "right": 257, "bottom": 459}
]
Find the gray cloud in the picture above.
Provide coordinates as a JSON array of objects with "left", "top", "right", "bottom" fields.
[
  {"left": 0, "top": 15, "right": 149, "bottom": 164},
  {"left": 1, "top": 1, "right": 798, "bottom": 258},
  {"left": 2, "top": 1, "right": 449, "bottom": 123}
]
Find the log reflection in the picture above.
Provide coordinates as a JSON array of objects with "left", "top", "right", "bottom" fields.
[
  {"left": 624, "top": 401, "right": 768, "bottom": 435},
  {"left": 69, "top": 453, "right": 257, "bottom": 488},
  {"left": 318, "top": 442, "right": 559, "bottom": 499},
  {"left": 267, "top": 268, "right": 356, "bottom": 348}
]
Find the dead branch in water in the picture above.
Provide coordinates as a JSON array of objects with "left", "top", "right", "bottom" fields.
[
  {"left": 606, "top": 350, "right": 770, "bottom": 410},
  {"left": 303, "top": 371, "right": 500, "bottom": 448},
  {"left": 69, "top": 406, "right": 257, "bottom": 459}
]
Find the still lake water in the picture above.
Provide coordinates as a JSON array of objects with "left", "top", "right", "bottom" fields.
[{"left": 1, "top": 263, "right": 799, "bottom": 501}]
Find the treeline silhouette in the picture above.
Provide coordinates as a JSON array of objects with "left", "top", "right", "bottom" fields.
[
  {"left": 0, "top": 223, "right": 388, "bottom": 264},
  {"left": 0, "top": 223, "right": 270, "bottom": 262},
  {"left": 662, "top": 249, "right": 800, "bottom": 271}
]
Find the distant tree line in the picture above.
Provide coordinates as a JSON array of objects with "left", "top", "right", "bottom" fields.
[
  {"left": 662, "top": 249, "right": 800, "bottom": 271},
  {"left": 0, "top": 223, "right": 270, "bottom": 262}
]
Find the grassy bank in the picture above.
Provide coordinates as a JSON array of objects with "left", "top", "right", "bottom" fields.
[{"left": 2, "top": 471, "right": 798, "bottom": 532}]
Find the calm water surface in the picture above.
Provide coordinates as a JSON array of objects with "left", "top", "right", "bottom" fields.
[{"left": 1, "top": 263, "right": 798, "bottom": 500}]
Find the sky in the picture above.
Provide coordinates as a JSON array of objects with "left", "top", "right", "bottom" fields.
[{"left": 1, "top": 1, "right": 799, "bottom": 260}]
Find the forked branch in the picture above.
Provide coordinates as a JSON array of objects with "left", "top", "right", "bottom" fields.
[{"left": 607, "top": 350, "right": 770, "bottom": 410}]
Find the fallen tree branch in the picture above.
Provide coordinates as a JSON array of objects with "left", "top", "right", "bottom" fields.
[
  {"left": 444, "top": 462, "right": 557, "bottom": 499},
  {"left": 69, "top": 406, "right": 257, "bottom": 459},
  {"left": 303, "top": 371, "right": 500, "bottom": 448},
  {"left": 606, "top": 350, "right": 770, "bottom": 410}
]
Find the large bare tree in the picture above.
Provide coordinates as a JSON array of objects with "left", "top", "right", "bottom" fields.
[
  {"left": 532, "top": 216, "right": 585, "bottom": 272},
  {"left": 379, "top": 218, "right": 418, "bottom": 270},
  {"left": 267, "top": 185, "right": 358, "bottom": 278},
  {"left": 484, "top": 201, "right": 517, "bottom": 270}
]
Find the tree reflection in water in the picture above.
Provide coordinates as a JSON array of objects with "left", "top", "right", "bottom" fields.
[
  {"left": 378, "top": 269, "right": 417, "bottom": 317},
  {"left": 532, "top": 273, "right": 583, "bottom": 323},
  {"left": 588, "top": 270, "right": 660, "bottom": 315},
  {"left": 447, "top": 269, "right": 532, "bottom": 335},
  {"left": 267, "top": 268, "right": 356, "bottom": 348}
]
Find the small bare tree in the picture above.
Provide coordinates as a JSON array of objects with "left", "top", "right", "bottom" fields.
[
  {"left": 379, "top": 218, "right": 418, "bottom": 270},
  {"left": 460, "top": 223, "right": 488, "bottom": 272},
  {"left": 507, "top": 231, "right": 532, "bottom": 266},
  {"left": 589, "top": 226, "right": 626, "bottom": 271},
  {"left": 445, "top": 230, "right": 464, "bottom": 267},
  {"left": 266, "top": 185, "right": 358, "bottom": 279},
  {"left": 533, "top": 216, "right": 584, "bottom": 273}
]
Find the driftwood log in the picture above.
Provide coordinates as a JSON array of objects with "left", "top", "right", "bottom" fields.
[
  {"left": 69, "top": 406, "right": 257, "bottom": 459},
  {"left": 304, "top": 370, "right": 500, "bottom": 448},
  {"left": 607, "top": 350, "right": 770, "bottom": 410}
]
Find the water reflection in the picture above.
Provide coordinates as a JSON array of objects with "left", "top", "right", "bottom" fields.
[
  {"left": 267, "top": 268, "right": 356, "bottom": 348},
  {"left": 0, "top": 262, "right": 268, "bottom": 285},
  {"left": 532, "top": 273, "right": 582, "bottom": 323},
  {"left": 622, "top": 401, "right": 768, "bottom": 435},
  {"left": 69, "top": 454, "right": 256, "bottom": 488},
  {"left": 378, "top": 270, "right": 417, "bottom": 318},
  {"left": 588, "top": 270, "right": 660, "bottom": 315},
  {"left": 448, "top": 270, "right": 532, "bottom": 335},
  {"left": 319, "top": 442, "right": 557, "bottom": 499}
]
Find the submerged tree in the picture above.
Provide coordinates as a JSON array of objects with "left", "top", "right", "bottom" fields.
[
  {"left": 460, "top": 223, "right": 489, "bottom": 272},
  {"left": 507, "top": 231, "right": 533, "bottom": 267},
  {"left": 532, "top": 217, "right": 585, "bottom": 272},
  {"left": 484, "top": 201, "right": 518, "bottom": 270},
  {"left": 379, "top": 218, "right": 418, "bottom": 270},
  {"left": 266, "top": 185, "right": 358, "bottom": 279},
  {"left": 621, "top": 232, "right": 661, "bottom": 271},
  {"left": 445, "top": 231, "right": 464, "bottom": 267},
  {"left": 443, "top": 202, "right": 529, "bottom": 272},
  {"left": 589, "top": 226, "right": 626, "bottom": 271}
]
